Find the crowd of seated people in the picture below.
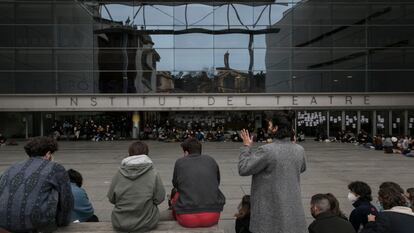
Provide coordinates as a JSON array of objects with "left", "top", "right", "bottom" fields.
[
  {"left": 51, "top": 117, "right": 130, "bottom": 141},
  {"left": 141, "top": 122, "right": 277, "bottom": 143}
]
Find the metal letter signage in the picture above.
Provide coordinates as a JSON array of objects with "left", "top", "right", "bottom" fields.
[{"left": 0, "top": 94, "right": 413, "bottom": 112}]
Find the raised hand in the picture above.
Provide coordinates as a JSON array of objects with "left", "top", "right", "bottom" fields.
[{"left": 240, "top": 129, "right": 253, "bottom": 147}]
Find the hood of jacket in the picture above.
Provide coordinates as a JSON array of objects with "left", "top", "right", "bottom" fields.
[
  {"left": 119, "top": 154, "right": 153, "bottom": 180},
  {"left": 385, "top": 206, "right": 414, "bottom": 217}
]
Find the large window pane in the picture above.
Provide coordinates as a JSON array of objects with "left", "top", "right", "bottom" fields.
[
  {"left": 100, "top": 4, "right": 133, "bottom": 23},
  {"left": 15, "top": 49, "right": 53, "bottom": 70},
  {"left": 57, "top": 25, "right": 93, "bottom": 47},
  {"left": 214, "top": 34, "right": 250, "bottom": 49},
  {"left": 369, "top": 71, "right": 414, "bottom": 92},
  {"left": 254, "top": 4, "right": 293, "bottom": 26},
  {"left": 214, "top": 49, "right": 250, "bottom": 71},
  {"left": 16, "top": 3, "right": 53, "bottom": 24},
  {"left": 265, "top": 48, "right": 291, "bottom": 70},
  {"left": 0, "top": 3, "right": 14, "bottom": 24},
  {"left": 56, "top": 49, "right": 93, "bottom": 70},
  {"left": 369, "top": 4, "right": 414, "bottom": 25},
  {"left": 0, "top": 49, "right": 15, "bottom": 70},
  {"left": 214, "top": 4, "right": 253, "bottom": 27},
  {"left": 392, "top": 111, "right": 405, "bottom": 136},
  {"left": 15, "top": 72, "right": 56, "bottom": 94},
  {"left": 368, "top": 26, "right": 414, "bottom": 47},
  {"left": 58, "top": 71, "right": 95, "bottom": 93},
  {"left": 151, "top": 35, "right": 174, "bottom": 48},
  {"left": 293, "top": 26, "right": 333, "bottom": 47},
  {"left": 0, "top": 72, "right": 14, "bottom": 94},
  {"left": 133, "top": 5, "right": 174, "bottom": 26},
  {"left": 174, "top": 49, "right": 213, "bottom": 72},
  {"left": 174, "top": 4, "right": 213, "bottom": 26},
  {"left": 369, "top": 48, "right": 414, "bottom": 70},
  {"left": 174, "top": 32, "right": 213, "bottom": 48},
  {"left": 293, "top": 3, "right": 330, "bottom": 25},
  {"left": 55, "top": 3, "right": 93, "bottom": 24},
  {"left": 332, "top": 4, "right": 368, "bottom": 25},
  {"left": 376, "top": 111, "right": 389, "bottom": 136},
  {"left": 15, "top": 25, "right": 54, "bottom": 47}
]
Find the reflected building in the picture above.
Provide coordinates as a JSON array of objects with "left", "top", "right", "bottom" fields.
[{"left": 266, "top": 0, "right": 414, "bottom": 92}]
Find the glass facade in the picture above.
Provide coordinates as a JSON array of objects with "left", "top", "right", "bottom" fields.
[{"left": 1, "top": 0, "right": 414, "bottom": 94}]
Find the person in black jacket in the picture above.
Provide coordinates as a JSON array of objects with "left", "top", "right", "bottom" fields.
[
  {"left": 361, "top": 187, "right": 414, "bottom": 233},
  {"left": 325, "top": 193, "right": 348, "bottom": 220},
  {"left": 171, "top": 138, "right": 225, "bottom": 228},
  {"left": 308, "top": 194, "right": 356, "bottom": 233},
  {"left": 348, "top": 181, "right": 379, "bottom": 232}
]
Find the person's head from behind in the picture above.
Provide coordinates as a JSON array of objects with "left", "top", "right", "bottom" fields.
[
  {"left": 379, "top": 181, "right": 404, "bottom": 195},
  {"left": 378, "top": 187, "right": 407, "bottom": 210},
  {"left": 348, "top": 181, "right": 373, "bottom": 203},
  {"left": 235, "top": 195, "right": 251, "bottom": 219},
  {"left": 406, "top": 188, "right": 414, "bottom": 202},
  {"left": 128, "top": 141, "right": 149, "bottom": 156},
  {"left": 325, "top": 193, "right": 345, "bottom": 218},
  {"left": 406, "top": 188, "right": 414, "bottom": 210},
  {"left": 310, "top": 194, "right": 331, "bottom": 218},
  {"left": 268, "top": 110, "right": 295, "bottom": 140},
  {"left": 181, "top": 138, "right": 202, "bottom": 156},
  {"left": 68, "top": 169, "right": 83, "bottom": 187},
  {"left": 24, "top": 136, "right": 58, "bottom": 161}
]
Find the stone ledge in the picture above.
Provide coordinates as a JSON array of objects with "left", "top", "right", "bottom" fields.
[{"left": 56, "top": 221, "right": 224, "bottom": 233}]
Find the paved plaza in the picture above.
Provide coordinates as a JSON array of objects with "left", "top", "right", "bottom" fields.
[{"left": 1, "top": 140, "right": 414, "bottom": 232}]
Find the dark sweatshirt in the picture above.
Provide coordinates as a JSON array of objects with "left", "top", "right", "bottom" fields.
[{"left": 172, "top": 154, "right": 225, "bottom": 214}]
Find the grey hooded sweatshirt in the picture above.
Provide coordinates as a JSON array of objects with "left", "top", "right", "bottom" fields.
[{"left": 107, "top": 155, "right": 166, "bottom": 233}]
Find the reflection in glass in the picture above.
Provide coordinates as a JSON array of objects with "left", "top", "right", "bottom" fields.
[
  {"left": 2, "top": 1, "right": 414, "bottom": 94},
  {"left": 174, "top": 49, "right": 213, "bottom": 72}
]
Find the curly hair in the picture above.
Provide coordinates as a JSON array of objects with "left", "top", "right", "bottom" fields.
[
  {"left": 378, "top": 188, "right": 407, "bottom": 210},
  {"left": 348, "top": 181, "right": 373, "bottom": 202},
  {"left": 379, "top": 182, "right": 404, "bottom": 194},
  {"left": 24, "top": 136, "right": 58, "bottom": 157}
]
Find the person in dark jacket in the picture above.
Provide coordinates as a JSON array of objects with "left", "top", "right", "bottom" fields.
[
  {"left": 0, "top": 136, "right": 74, "bottom": 232},
  {"left": 348, "top": 181, "right": 379, "bottom": 232},
  {"left": 361, "top": 187, "right": 414, "bottom": 233},
  {"left": 325, "top": 193, "right": 348, "bottom": 220},
  {"left": 171, "top": 138, "right": 225, "bottom": 228},
  {"left": 235, "top": 195, "right": 251, "bottom": 233},
  {"left": 309, "top": 194, "right": 356, "bottom": 233}
]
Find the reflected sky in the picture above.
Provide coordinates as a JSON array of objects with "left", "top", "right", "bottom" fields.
[{"left": 100, "top": 3, "right": 295, "bottom": 72}]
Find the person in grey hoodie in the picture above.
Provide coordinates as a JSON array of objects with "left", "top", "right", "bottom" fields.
[{"left": 107, "top": 141, "right": 166, "bottom": 233}]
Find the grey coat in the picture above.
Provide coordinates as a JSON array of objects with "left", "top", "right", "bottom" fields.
[{"left": 239, "top": 139, "right": 307, "bottom": 233}]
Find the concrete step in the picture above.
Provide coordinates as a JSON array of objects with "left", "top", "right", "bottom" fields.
[{"left": 56, "top": 221, "right": 224, "bottom": 233}]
